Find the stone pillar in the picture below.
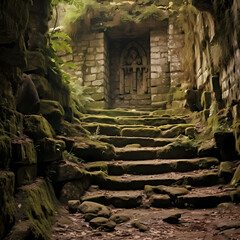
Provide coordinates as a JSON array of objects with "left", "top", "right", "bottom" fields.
[{"left": 150, "top": 30, "right": 170, "bottom": 107}]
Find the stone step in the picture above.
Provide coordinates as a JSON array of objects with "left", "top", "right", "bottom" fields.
[
  {"left": 81, "top": 190, "right": 143, "bottom": 208},
  {"left": 87, "top": 109, "right": 151, "bottom": 117},
  {"left": 81, "top": 115, "right": 186, "bottom": 126},
  {"left": 95, "top": 169, "right": 220, "bottom": 190},
  {"left": 146, "top": 185, "right": 232, "bottom": 209},
  {"left": 98, "top": 136, "right": 178, "bottom": 147},
  {"left": 80, "top": 186, "right": 233, "bottom": 209},
  {"left": 115, "top": 142, "right": 198, "bottom": 160},
  {"left": 85, "top": 157, "right": 219, "bottom": 175}
]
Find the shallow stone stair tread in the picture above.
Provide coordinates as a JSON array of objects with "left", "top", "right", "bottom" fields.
[
  {"left": 101, "top": 169, "right": 219, "bottom": 190},
  {"left": 87, "top": 109, "right": 151, "bottom": 117},
  {"left": 81, "top": 190, "right": 143, "bottom": 208},
  {"left": 176, "top": 185, "right": 232, "bottom": 208},
  {"left": 99, "top": 136, "right": 177, "bottom": 147}
]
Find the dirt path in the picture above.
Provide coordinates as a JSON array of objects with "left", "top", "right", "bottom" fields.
[{"left": 52, "top": 204, "right": 240, "bottom": 240}]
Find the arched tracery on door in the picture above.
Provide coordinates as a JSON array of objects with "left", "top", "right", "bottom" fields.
[{"left": 120, "top": 42, "right": 149, "bottom": 95}]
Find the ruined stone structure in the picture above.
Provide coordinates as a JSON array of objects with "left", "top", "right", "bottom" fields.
[{"left": 64, "top": 14, "right": 184, "bottom": 109}]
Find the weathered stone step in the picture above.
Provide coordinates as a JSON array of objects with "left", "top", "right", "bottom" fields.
[
  {"left": 85, "top": 158, "right": 219, "bottom": 176},
  {"left": 81, "top": 190, "right": 143, "bottom": 208},
  {"left": 145, "top": 185, "right": 232, "bottom": 209},
  {"left": 95, "top": 169, "right": 220, "bottom": 190},
  {"left": 115, "top": 142, "right": 198, "bottom": 160},
  {"left": 98, "top": 136, "right": 177, "bottom": 147},
  {"left": 81, "top": 115, "right": 186, "bottom": 126},
  {"left": 87, "top": 109, "right": 151, "bottom": 117}
]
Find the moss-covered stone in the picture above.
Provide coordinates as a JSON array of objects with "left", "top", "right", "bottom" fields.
[
  {"left": 157, "top": 141, "right": 197, "bottom": 159},
  {"left": 197, "top": 139, "right": 220, "bottom": 158},
  {"left": 218, "top": 161, "right": 234, "bottom": 182},
  {"left": 110, "top": 214, "right": 130, "bottom": 224},
  {"left": 7, "top": 179, "right": 58, "bottom": 240},
  {"left": 0, "top": 106, "right": 23, "bottom": 136},
  {"left": 144, "top": 185, "right": 189, "bottom": 198},
  {"left": 161, "top": 124, "right": 194, "bottom": 138},
  {"left": 0, "top": 136, "right": 12, "bottom": 169},
  {"left": 30, "top": 74, "right": 52, "bottom": 99},
  {"left": 89, "top": 217, "right": 116, "bottom": 231},
  {"left": 72, "top": 137, "right": 116, "bottom": 161},
  {"left": 60, "top": 180, "right": 91, "bottom": 204},
  {"left": 230, "top": 165, "right": 240, "bottom": 186},
  {"left": 0, "top": 171, "right": 15, "bottom": 239},
  {"left": 131, "top": 221, "right": 149, "bottom": 232},
  {"left": 87, "top": 109, "right": 150, "bottom": 117},
  {"left": 14, "top": 165, "right": 37, "bottom": 187},
  {"left": 53, "top": 161, "right": 87, "bottom": 182},
  {"left": 82, "top": 123, "right": 121, "bottom": 136},
  {"left": 78, "top": 201, "right": 111, "bottom": 218},
  {"left": 36, "top": 138, "right": 65, "bottom": 162},
  {"left": 58, "top": 120, "right": 90, "bottom": 137},
  {"left": 185, "top": 127, "right": 196, "bottom": 139},
  {"left": 11, "top": 137, "right": 37, "bottom": 165},
  {"left": 24, "top": 115, "right": 55, "bottom": 141},
  {"left": 121, "top": 127, "right": 161, "bottom": 138},
  {"left": 39, "top": 100, "right": 65, "bottom": 129}
]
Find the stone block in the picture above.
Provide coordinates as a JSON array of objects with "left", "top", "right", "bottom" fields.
[
  {"left": 151, "top": 94, "right": 169, "bottom": 102},
  {"left": 85, "top": 74, "right": 97, "bottom": 82},
  {"left": 151, "top": 86, "right": 170, "bottom": 94},
  {"left": 151, "top": 53, "right": 160, "bottom": 59},
  {"left": 92, "top": 80, "right": 104, "bottom": 86},
  {"left": 92, "top": 93, "right": 105, "bottom": 101},
  {"left": 39, "top": 100, "right": 65, "bottom": 128},
  {"left": 11, "top": 137, "right": 37, "bottom": 165},
  {"left": 24, "top": 115, "right": 54, "bottom": 141},
  {"left": 0, "top": 171, "right": 15, "bottom": 239},
  {"left": 37, "top": 138, "right": 65, "bottom": 162},
  {"left": 86, "top": 55, "right": 95, "bottom": 61},
  {"left": 96, "top": 47, "right": 104, "bottom": 53},
  {"left": 0, "top": 136, "right": 12, "bottom": 169},
  {"left": 85, "top": 61, "right": 96, "bottom": 67},
  {"left": 90, "top": 39, "right": 104, "bottom": 47},
  {"left": 96, "top": 53, "right": 104, "bottom": 60},
  {"left": 96, "top": 33, "right": 104, "bottom": 39},
  {"left": 170, "top": 62, "right": 182, "bottom": 72}
]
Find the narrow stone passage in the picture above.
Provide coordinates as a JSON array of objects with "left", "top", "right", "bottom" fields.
[{"left": 52, "top": 108, "right": 240, "bottom": 239}]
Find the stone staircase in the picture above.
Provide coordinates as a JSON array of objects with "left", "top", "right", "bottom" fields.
[{"left": 79, "top": 108, "right": 234, "bottom": 210}]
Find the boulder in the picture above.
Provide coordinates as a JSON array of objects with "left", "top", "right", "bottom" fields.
[
  {"left": 131, "top": 221, "right": 149, "bottom": 232},
  {"left": 163, "top": 213, "right": 181, "bottom": 224},
  {"left": 58, "top": 121, "right": 90, "bottom": 137},
  {"left": 78, "top": 201, "right": 111, "bottom": 218},
  {"left": 39, "top": 100, "right": 65, "bottom": 129},
  {"left": 110, "top": 214, "right": 130, "bottom": 224},
  {"left": 24, "top": 115, "right": 55, "bottom": 141},
  {"left": 89, "top": 217, "right": 116, "bottom": 231},
  {"left": 68, "top": 200, "right": 80, "bottom": 213}
]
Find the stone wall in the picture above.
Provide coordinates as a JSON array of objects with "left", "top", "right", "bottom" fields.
[{"left": 64, "top": 32, "right": 109, "bottom": 108}]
